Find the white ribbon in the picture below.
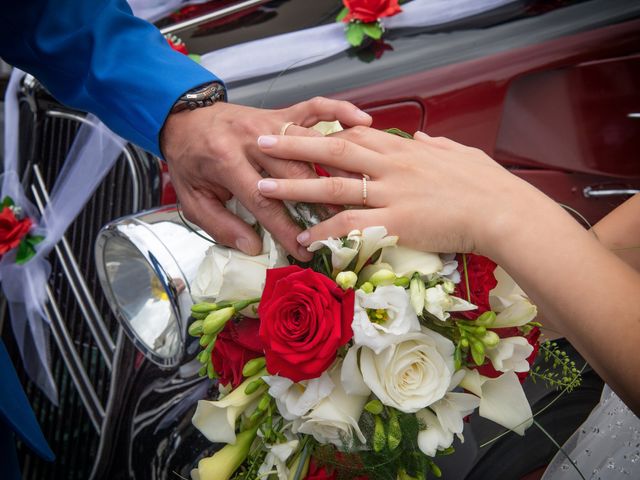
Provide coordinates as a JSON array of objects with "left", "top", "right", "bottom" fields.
[
  {"left": 3, "top": 0, "right": 515, "bottom": 402},
  {"left": 201, "top": 0, "right": 515, "bottom": 83},
  {"left": 2, "top": 70, "right": 126, "bottom": 404}
]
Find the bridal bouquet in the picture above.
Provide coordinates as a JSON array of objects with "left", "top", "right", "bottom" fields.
[{"left": 186, "top": 199, "right": 543, "bottom": 480}]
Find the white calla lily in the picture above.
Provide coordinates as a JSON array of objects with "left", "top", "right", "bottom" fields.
[
  {"left": 486, "top": 337, "right": 534, "bottom": 373},
  {"left": 493, "top": 299, "right": 538, "bottom": 328},
  {"left": 425, "top": 285, "right": 476, "bottom": 321},
  {"left": 460, "top": 369, "right": 533, "bottom": 435},
  {"left": 192, "top": 373, "right": 266, "bottom": 444},
  {"left": 380, "top": 245, "right": 443, "bottom": 278}
]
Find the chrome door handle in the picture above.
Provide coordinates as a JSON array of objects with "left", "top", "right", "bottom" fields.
[{"left": 583, "top": 186, "right": 640, "bottom": 198}]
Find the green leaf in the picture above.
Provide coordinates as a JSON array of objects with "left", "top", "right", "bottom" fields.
[
  {"left": 385, "top": 128, "right": 413, "bottom": 139},
  {"left": 362, "top": 22, "right": 383, "bottom": 40},
  {"left": 336, "top": 6, "right": 349, "bottom": 22},
  {"left": 15, "top": 239, "right": 36, "bottom": 265},
  {"left": 25, "top": 234, "right": 45, "bottom": 247},
  {"left": 346, "top": 23, "right": 365, "bottom": 47},
  {"left": 1, "top": 196, "right": 14, "bottom": 208}
]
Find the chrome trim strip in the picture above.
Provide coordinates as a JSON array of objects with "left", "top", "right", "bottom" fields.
[
  {"left": 45, "top": 110, "right": 140, "bottom": 211},
  {"left": 159, "top": 0, "right": 271, "bottom": 35},
  {"left": 44, "top": 284, "right": 105, "bottom": 433},
  {"left": 32, "top": 166, "right": 116, "bottom": 366},
  {"left": 583, "top": 186, "right": 640, "bottom": 198}
]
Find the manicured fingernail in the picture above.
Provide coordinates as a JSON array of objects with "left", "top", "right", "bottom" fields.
[
  {"left": 414, "top": 131, "right": 430, "bottom": 139},
  {"left": 236, "top": 238, "right": 251, "bottom": 253},
  {"left": 257, "top": 179, "right": 278, "bottom": 193},
  {"left": 356, "top": 109, "right": 372, "bottom": 121},
  {"left": 297, "top": 231, "right": 310, "bottom": 245},
  {"left": 258, "top": 135, "right": 278, "bottom": 147}
]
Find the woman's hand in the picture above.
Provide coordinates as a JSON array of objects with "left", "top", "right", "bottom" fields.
[{"left": 255, "top": 126, "right": 552, "bottom": 258}]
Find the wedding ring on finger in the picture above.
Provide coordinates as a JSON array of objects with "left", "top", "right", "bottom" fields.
[
  {"left": 280, "top": 121, "right": 297, "bottom": 136},
  {"left": 361, "top": 174, "right": 370, "bottom": 207}
]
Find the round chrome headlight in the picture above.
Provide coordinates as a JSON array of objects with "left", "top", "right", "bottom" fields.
[{"left": 95, "top": 206, "right": 213, "bottom": 367}]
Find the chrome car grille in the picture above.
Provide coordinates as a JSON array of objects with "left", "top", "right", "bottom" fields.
[{"left": 1, "top": 91, "right": 160, "bottom": 479}]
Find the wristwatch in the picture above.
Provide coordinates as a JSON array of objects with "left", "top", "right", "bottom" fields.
[{"left": 170, "top": 81, "right": 226, "bottom": 113}]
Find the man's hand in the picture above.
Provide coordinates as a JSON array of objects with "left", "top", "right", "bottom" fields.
[{"left": 160, "top": 97, "right": 372, "bottom": 260}]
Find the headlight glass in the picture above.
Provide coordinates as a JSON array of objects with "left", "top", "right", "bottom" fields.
[{"left": 95, "top": 207, "right": 212, "bottom": 367}]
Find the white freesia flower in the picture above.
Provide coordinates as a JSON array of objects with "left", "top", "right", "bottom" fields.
[
  {"left": 293, "top": 366, "right": 368, "bottom": 448},
  {"left": 428, "top": 371, "right": 480, "bottom": 445},
  {"left": 486, "top": 337, "right": 534, "bottom": 373},
  {"left": 493, "top": 298, "right": 538, "bottom": 328},
  {"left": 380, "top": 245, "right": 442, "bottom": 278},
  {"left": 352, "top": 286, "right": 420, "bottom": 353},
  {"left": 460, "top": 369, "right": 533, "bottom": 435},
  {"left": 358, "top": 262, "right": 393, "bottom": 285},
  {"left": 424, "top": 285, "right": 476, "bottom": 321},
  {"left": 409, "top": 276, "right": 426, "bottom": 315},
  {"left": 489, "top": 266, "right": 537, "bottom": 327},
  {"left": 263, "top": 372, "right": 334, "bottom": 421},
  {"left": 257, "top": 439, "right": 299, "bottom": 480},
  {"left": 192, "top": 374, "right": 266, "bottom": 444},
  {"left": 354, "top": 226, "right": 398, "bottom": 272},
  {"left": 308, "top": 229, "right": 361, "bottom": 276},
  {"left": 415, "top": 408, "right": 454, "bottom": 457},
  {"left": 439, "top": 253, "right": 461, "bottom": 283},
  {"left": 191, "top": 230, "right": 287, "bottom": 314},
  {"left": 359, "top": 329, "right": 454, "bottom": 413}
]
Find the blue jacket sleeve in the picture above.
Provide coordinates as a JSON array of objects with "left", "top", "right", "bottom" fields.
[{"left": 0, "top": 0, "right": 221, "bottom": 156}]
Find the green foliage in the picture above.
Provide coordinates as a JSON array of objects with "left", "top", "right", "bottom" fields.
[
  {"left": 346, "top": 22, "right": 365, "bottom": 47},
  {"left": 336, "top": 6, "right": 349, "bottom": 22},
  {"left": 385, "top": 128, "right": 413, "bottom": 139},
  {"left": 530, "top": 341, "right": 582, "bottom": 392},
  {"left": 0, "top": 196, "right": 14, "bottom": 208},
  {"left": 310, "top": 408, "right": 445, "bottom": 480},
  {"left": 15, "top": 235, "right": 44, "bottom": 265}
]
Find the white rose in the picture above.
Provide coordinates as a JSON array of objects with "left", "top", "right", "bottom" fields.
[
  {"left": 263, "top": 371, "right": 334, "bottom": 421},
  {"left": 485, "top": 337, "right": 534, "bottom": 373},
  {"left": 352, "top": 286, "right": 420, "bottom": 353},
  {"left": 359, "top": 329, "right": 455, "bottom": 413},
  {"left": 379, "top": 245, "right": 443, "bottom": 278},
  {"left": 293, "top": 366, "right": 368, "bottom": 448},
  {"left": 191, "top": 229, "right": 287, "bottom": 312},
  {"left": 425, "top": 284, "right": 476, "bottom": 321}
]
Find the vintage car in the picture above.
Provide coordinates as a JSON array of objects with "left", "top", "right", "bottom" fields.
[{"left": 2, "top": 0, "right": 639, "bottom": 479}]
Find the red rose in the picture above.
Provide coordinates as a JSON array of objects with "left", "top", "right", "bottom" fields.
[
  {"left": 306, "top": 457, "right": 368, "bottom": 480},
  {"left": 0, "top": 207, "right": 32, "bottom": 256},
  {"left": 474, "top": 326, "right": 541, "bottom": 383},
  {"left": 343, "top": 0, "right": 402, "bottom": 23},
  {"left": 212, "top": 317, "right": 264, "bottom": 388},
  {"left": 455, "top": 254, "right": 498, "bottom": 320},
  {"left": 258, "top": 266, "right": 355, "bottom": 382}
]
